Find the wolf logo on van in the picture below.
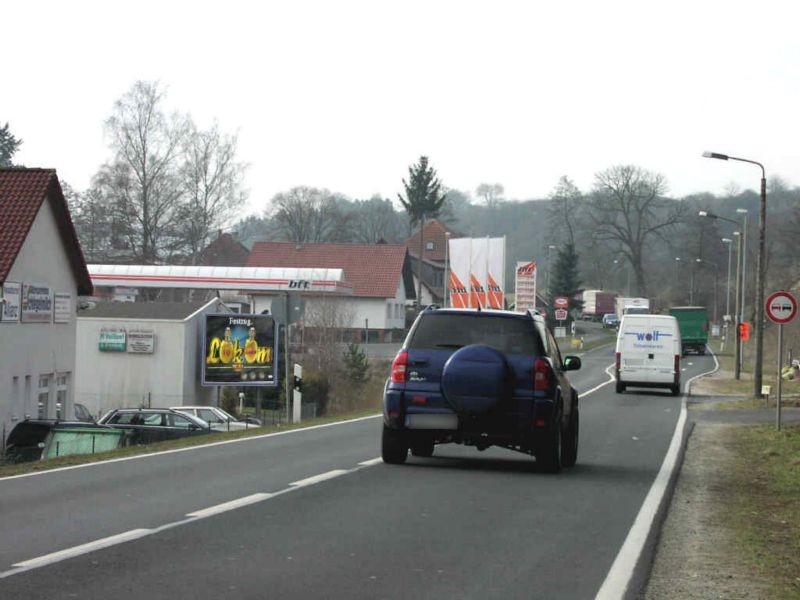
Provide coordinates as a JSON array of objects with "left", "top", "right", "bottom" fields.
[
  {"left": 625, "top": 329, "right": 672, "bottom": 342},
  {"left": 625, "top": 330, "right": 673, "bottom": 342}
]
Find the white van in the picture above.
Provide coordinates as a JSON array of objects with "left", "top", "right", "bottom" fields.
[{"left": 615, "top": 314, "right": 682, "bottom": 395}]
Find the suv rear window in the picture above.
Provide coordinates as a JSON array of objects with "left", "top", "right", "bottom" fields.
[{"left": 408, "top": 313, "right": 544, "bottom": 355}]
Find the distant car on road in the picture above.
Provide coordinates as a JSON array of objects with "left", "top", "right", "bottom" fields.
[
  {"left": 602, "top": 313, "right": 620, "bottom": 329},
  {"left": 98, "top": 408, "right": 212, "bottom": 445},
  {"left": 170, "top": 406, "right": 261, "bottom": 431}
]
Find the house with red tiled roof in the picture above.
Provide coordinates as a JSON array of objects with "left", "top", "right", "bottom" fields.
[
  {"left": 404, "top": 219, "right": 460, "bottom": 306},
  {"left": 247, "top": 242, "right": 415, "bottom": 339},
  {"left": 198, "top": 230, "right": 250, "bottom": 267},
  {"left": 0, "top": 168, "right": 93, "bottom": 433}
]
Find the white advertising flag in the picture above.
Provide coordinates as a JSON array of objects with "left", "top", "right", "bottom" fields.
[
  {"left": 448, "top": 238, "right": 471, "bottom": 308},
  {"left": 469, "top": 238, "right": 488, "bottom": 308},
  {"left": 487, "top": 237, "right": 505, "bottom": 309}
]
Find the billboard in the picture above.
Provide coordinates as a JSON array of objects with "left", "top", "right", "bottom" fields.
[
  {"left": 514, "top": 261, "right": 537, "bottom": 313},
  {"left": 21, "top": 282, "right": 52, "bottom": 323},
  {"left": 448, "top": 237, "right": 506, "bottom": 309},
  {"left": 202, "top": 314, "right": 279, "bottom": 387},
  {"left": 1, "top": 281, "right": 21, "bottom": 322}
]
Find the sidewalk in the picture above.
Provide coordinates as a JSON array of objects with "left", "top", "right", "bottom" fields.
[{"left": 640, "top": 397, "right": 800, "bottom": 599}]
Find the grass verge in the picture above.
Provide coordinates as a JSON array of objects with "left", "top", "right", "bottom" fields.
[
  {"left": 725, "top": 424, "right": 800, "bottom": 599},
  {"left": 0, "top": 405, "right": 381, "bottom": 479}
]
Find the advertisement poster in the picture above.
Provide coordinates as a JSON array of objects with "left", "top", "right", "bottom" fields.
[
  {"left": 53, "top": 292, "right": 72, "bottom": 323},
  {"left": 99, "top": 327, "right": 127, "bottom": 352},
  {"left": 515, "top": 261, "right": 537, "bottom": 313},
  {"left": 128, "top": 329, "right": 155, "bottom": 353},
  {"left": 21, "top": 282, "right": 52, "bottom": 323},
  {"left": 202, "top": 314, "right": 278, "bottom": 386},
  {"left": 1, "top": 281, "right": 21, "bottom": 322}
]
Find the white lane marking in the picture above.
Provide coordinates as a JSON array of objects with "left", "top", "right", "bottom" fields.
[
  {"left": 0, "top": 458, "right": 385, "bottom": 579},
  {"left": 0, "top": 414, "right": 383, "bottom": 481},
  {"left": 290, "top": 469, "right": 348, "bottom": 488},
  {"left": 7, "top": 528, "right": 151, "bottom": 574},
  {"left": 594, "top": 355, "right": 720, "bottom": 600},
  {"left": 186, "top": 493, "right": 272, "bottom": 518},
  {"left": 578, "top": 365, "right": 616, "bottom": 398},
  {"left": 358, "top": 457, "right": 383, "bottom": 467}
]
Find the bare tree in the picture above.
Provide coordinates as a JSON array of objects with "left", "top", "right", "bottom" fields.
[
  {"left": 302, "top": 297, "right": 355, "bottom": 372},
  {"left": 269, "top": 186, "right": 348, "bottom": 243},
  {"left": 587, "top": 165, "right": 685, "bottom": 296},
  {"left": 349, "top": 196, "right": 404, "bottom": 243},
  {"left": 178, "top": 122, "right": 248, "bottom": 263},
  {"left": 475, "top": 183, "right": 504, "bottom": 208},
  {"left": 94, "top": 81, "right": 190, "bottom": 263}
]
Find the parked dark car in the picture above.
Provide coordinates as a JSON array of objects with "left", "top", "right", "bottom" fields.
[
  {"left": 382, "top": 307, "right": 581, "bottom": 472},
  {"left": 98, "top": 408, "right": 212, "bottom": 445},
  {"left": 4, "top": 419, "right": 123, "bottom": 463}
]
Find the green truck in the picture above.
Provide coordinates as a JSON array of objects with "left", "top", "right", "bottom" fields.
[{"left": 669, "top": 306, "right": 709, "bottom": 355}]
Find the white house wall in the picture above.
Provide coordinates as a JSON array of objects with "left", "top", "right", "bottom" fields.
[
  {"left": 0, "top": 199, "right": 80, "bottom": 436},
  {"left": 252, "top": 286, "right": 407, "bottom": 332},
  {"left": 75, "top": 319, "right": 188, "bottom": 416}
]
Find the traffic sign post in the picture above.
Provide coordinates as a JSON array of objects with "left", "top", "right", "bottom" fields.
[{"left": 765, "top": 291, "right": 798, "bottom": 430}]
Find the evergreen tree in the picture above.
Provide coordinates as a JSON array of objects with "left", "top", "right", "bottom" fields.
[
  {"left": 0, "top": 122, "right": 23, "bottom": 167},
  {"left": 548, "top": 242, "right": 583, "bottom": 329},
  {"left": 342, "top": 343, "right": 369, "bottom": 385},
  {"left": 398, "top": 156, "right": 447, "bottom": 309}
]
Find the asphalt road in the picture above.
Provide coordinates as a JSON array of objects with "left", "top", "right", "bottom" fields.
[{"left": 0, "top": 347, "right": 715, "bottom": 599}]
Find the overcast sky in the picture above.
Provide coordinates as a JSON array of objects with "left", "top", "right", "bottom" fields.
[{"left": 4, "top": 0, "right": 799, "bottom": 216}]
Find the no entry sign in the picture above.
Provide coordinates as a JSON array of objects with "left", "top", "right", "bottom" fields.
[{"left": 765, "top": 291, "right": 798, "bottom": 325}]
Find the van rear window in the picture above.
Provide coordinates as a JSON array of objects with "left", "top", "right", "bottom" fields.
[{"left": 408, "top": 314, "right": 543, "bottom": 355}]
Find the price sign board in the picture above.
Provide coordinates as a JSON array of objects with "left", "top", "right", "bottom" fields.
[
  {"left": 765, "top": 291, "right": 797, "bottom": 325},
  {"left": 555, "top": 309, "right": 568, "bottom": 321}
]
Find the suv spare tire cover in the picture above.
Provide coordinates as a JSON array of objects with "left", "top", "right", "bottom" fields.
[{"left": 441, "top": 344, "right": 513, "bottom": 414}]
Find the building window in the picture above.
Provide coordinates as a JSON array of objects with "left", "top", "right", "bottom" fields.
[
  {"left": 56, "top": 373, "right": 69, "bottom": 420},
  {"left": 38, "top": 374, "right": 51, "bottom": 419},
  {"left": 426, "top": 241, "right": 435, "bottom": 251}
]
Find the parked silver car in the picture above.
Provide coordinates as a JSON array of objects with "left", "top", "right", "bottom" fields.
[{"left": 170, "top": 406, "right": 261, "bottom": 431}]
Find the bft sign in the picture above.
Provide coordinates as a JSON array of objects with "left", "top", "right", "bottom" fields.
[{"left": 765, "top": 290, "right": 798, "bottom": 430}]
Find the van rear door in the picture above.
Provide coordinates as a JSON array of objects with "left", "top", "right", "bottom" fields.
[{"left": 619, "top": 316, "right": 678, "bottom": 384}]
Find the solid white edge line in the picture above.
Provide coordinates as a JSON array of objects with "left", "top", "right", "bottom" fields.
[
  {"left": 358, "top": 457, "right": 383, "bottom": 466},
  {"left": 290, "top": 469, "right": 348, "bottom": 487},
  {"left": 1, "top": 414, "right": 383, "bottom": 481},
  {"left": 594, "top": 351, "right": 720, "bottom": 600},
  {"left": 186, "top": 493, "right": 272, "bottom": 518}
]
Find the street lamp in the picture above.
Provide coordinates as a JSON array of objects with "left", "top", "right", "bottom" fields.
[
  {"left": 674, "top": 257, "right": 681, "bottom": 296},
  {"left": 721, "top": 238, "right": 733, "bottom": 319},
  {"left": 735, "top": 208, "right": 748, "bottom": 327},
  {"left": 546, "top": 244, "right": 556, "bottom": 297},
  {"left": 703, "top": 151, "right": 766, "bottom": 397},
  {"left": 699, "top": 209, "right": 745, "bottom": 377},
  {"left": 689, "top": 258, "right": 702, "bottom": 305}
]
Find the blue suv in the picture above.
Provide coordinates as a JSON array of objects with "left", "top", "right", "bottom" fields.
[{"left": 382, "top": 307, "right": 581, "bottom": 472}]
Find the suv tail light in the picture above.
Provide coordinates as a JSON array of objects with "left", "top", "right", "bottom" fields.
[
  {"left": 391, "top": 350, "right": 409, "bottom": 383},
  {"left": 534, "top": 358, "right": 552, "bottom": 392},
  {"left": 615, "top": 352, "right": 621, "bottom": 371}
]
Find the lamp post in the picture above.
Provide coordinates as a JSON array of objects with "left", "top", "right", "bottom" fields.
[
  {"left": 689, "top": 258, "right": 702, "bottom": 305},
  {"left": 735, "top": 208, "right": 748, "bottom": 327},
  {"left": 546, "top": 244, "right": 556, "bottom": 298},
  {"left": 703, "top": 151, "right": 766, "bottom": 396},
  {"left": 721, "top": 238, "right": 733, "bottom": 319},
  {"left": 699, "top": 210, "right": 744, "bottom": 378},
  {"left": 674, "top": 257, "right": 681, "bottom": 298}
]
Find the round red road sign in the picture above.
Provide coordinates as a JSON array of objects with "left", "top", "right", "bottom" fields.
[{"left": 765, "top": 291, "right": 798, "bottom": 324}]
